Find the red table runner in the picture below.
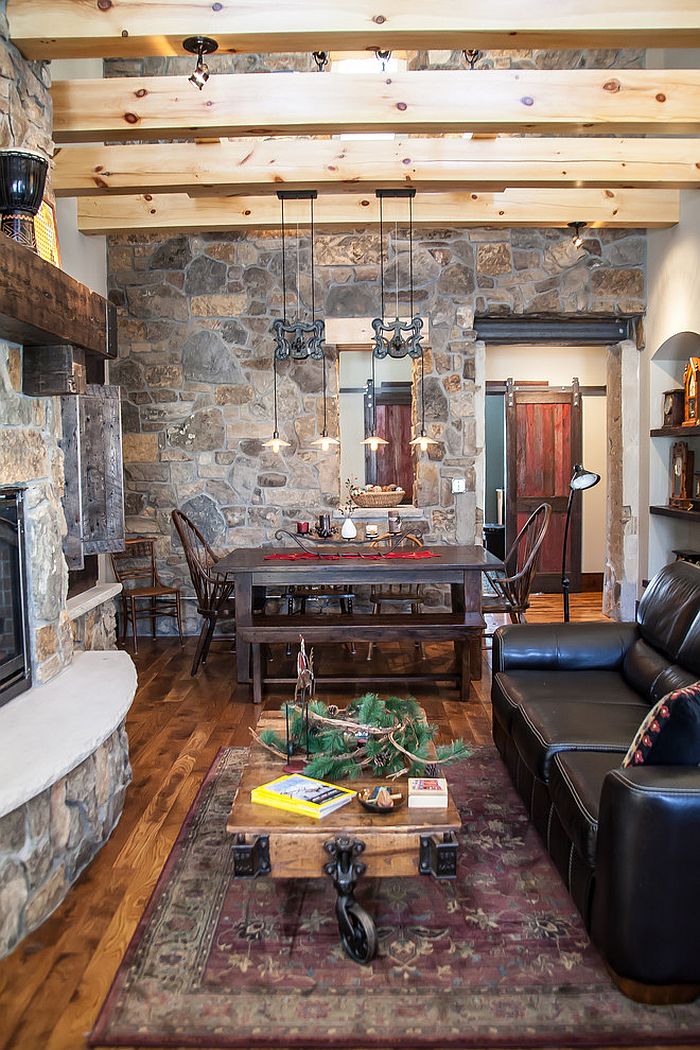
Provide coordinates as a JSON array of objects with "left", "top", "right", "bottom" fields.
[{"left": 263, "top": 549, "right": 439, "bottom": 561}]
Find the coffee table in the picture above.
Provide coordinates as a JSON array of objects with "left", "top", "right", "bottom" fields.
[{"left": 227, "top": 713, "right": 462, "bottom": 964}]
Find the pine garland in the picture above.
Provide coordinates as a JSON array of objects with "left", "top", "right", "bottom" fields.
[{"left": 250, "top": 693, "right": 470, "bottom": 780}]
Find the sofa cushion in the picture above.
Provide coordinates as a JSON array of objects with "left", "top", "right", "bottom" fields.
[
  {"left": 512, "top": 700, "right": 647, "bottom": 782},
  {"left": 492, "top": 670, "right": 645, "bottom": 736},
  {"left": 622, "top": 639, "right": 698, "bottom": 705},
  {"left": 549, "top": 751, "right": 622, "bottom": 867},
  {"left": 622, "top": 681, "right": 700, "bottom": 767},
  {"left": 637, "top": 559, "right": 700, "bottom": 664}
]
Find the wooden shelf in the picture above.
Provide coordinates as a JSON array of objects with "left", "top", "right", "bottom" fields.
[
  {"left": 650, "top": 425, "right": 700, "bottom": 437},
  {"left": 650, "top": 505, "right": 700, "bottom": 522},
  {"left": 0, "top": 232, "right": 116, "bottom": 358}
]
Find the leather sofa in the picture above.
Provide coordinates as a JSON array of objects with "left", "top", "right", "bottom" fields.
[{"left": 491, "top": 559, "right": 700, "bottom": 1003}]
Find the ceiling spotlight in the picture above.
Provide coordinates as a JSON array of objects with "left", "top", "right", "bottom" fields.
[
  {"left": 568, "top": 221, "right": 587, "bottom": 249},
  {"left": 312, "top": 51, "right": 329, "bottom": 72},
  {"left": 463, "top": 49, "right": 481, "bottom": 69},
  {"left": 183, "top": 36, "right": 218, "bottom": 90},
  {"left": 374, "top": 48, "right": 392, "bottom": 72}
]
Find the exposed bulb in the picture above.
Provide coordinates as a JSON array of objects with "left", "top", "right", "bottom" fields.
[
  {"left": 263, "top": 431, "right": 290, "bottom": 454},
  {"left": 417, "top": 435, "right": 430, "bottom": 452},
  {"left": 368, "top": 436, "right": 380, "bottom": 452},
  {"left": 409, "top": 429, "right": 437, "bottom": 452},
  {"left": 361, "top": 434, "right": 389, "bottom": 451}
]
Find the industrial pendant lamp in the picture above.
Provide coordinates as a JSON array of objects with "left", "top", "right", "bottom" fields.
[{"left": 266, "top": 190, "right": 337, "bottom": 453}]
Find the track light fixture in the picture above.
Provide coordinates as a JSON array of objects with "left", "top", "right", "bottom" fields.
[
  {"left": 375, "top": 49, "right": 392, "bottom": 72},
  {"left": 568, "top": 221, "right": 587, "bottom": 249},
  {"left": 312, "top": 51, "right": 329, "bottom": 72},
  {"left": 463, "top": 49, "right": 481, "bottom": 69},
  {"left": 183, "top": 36, "right": 218, "bottom": 90}
]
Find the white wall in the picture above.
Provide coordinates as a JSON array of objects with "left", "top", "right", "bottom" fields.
[
  {"left": 643, "top": 47, "right": 700, "bottom": 580},
  {"left": 51, "top": 59, "right": 107, "bottom": 298},
  {"left": 485, "top": 344, "right": 608, "bottom": 573}
]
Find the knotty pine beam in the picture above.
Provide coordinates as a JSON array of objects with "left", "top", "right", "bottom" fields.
[
  {"left": 53, "top": 136, "right": 700, "bottom": 197},
  {"left": 51, "top": 69, "right": 700, "bottom": 144},
  {"left": 9, "top": 0, "right": 700, "bottom": 60},
  {"left": 76, "top": 189, "right": 679, "bottom": 235}
]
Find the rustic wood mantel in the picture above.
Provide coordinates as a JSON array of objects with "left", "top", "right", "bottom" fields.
[{"left": 0, "top": 233, "right": 116, "bottom": 358}]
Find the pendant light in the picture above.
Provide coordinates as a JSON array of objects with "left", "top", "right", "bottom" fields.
[
  {"left": 267, "top": 190, "right": 337, "bottom": 454},
  {"left": 369, "top": 189, "right": 435, "bottom": 453}
]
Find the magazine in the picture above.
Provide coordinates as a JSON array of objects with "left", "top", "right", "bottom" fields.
[{"left": 251, "top": 773, "right": 356, "bottom": 819}]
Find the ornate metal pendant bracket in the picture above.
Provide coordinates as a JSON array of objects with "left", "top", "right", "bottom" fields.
[
  {"left": 272, "top": 317, "right": 326, "bottom": 360},
  {"left": 372, "top": 315, "right": 424, "bottom": 359}
]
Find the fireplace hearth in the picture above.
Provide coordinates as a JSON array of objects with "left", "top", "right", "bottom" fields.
[{"left": 0, "top": 487, "right": 31, "bottom": 705}]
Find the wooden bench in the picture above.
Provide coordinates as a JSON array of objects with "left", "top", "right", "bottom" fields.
[{"left": 237, "top": 612, "right": 484, "bottom": 703}]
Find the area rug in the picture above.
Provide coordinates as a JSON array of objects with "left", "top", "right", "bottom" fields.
[{"left": 90, "top": 748, "right": 700, "bottom": 1049}]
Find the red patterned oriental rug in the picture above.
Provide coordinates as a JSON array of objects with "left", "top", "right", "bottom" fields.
[{"left": 90, "top": 748, "right": 700, "bottom": 1049}]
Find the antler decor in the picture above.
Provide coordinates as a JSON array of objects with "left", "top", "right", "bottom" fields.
[{"left": 250, "top": 692, "right": 470, "bottom": 781}]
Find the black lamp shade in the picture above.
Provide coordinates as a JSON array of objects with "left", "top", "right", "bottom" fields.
[
  {"left": 569, "top": 463, "right": 601, "bottom": 491},
  {"left": 0, "top": 150, "right": 49, "bottom": 253}
]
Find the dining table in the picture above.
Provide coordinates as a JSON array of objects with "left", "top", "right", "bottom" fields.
[{"left": 214, "top": 541, "right": 503, "bottom": 701}]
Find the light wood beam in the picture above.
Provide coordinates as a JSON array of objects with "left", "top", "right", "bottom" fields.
[
  {"left": 76, "top": 189, "right": 679, "bottom": 235},
  {"left": 9, "top": 0, "right": 700, "bottom": 60},
  {"left": 53, "top": 136, "right": 700, "bottom": 197},
  {"left": 51, "top": 69, "right": 700, "bottom": 144}
]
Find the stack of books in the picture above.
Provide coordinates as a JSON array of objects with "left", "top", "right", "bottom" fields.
[
  {"left": 408, "top": 777, "right": 449, "bottom": 809},
  {"left": 251, "top": 773, "right": 356, "bottom": 819}
]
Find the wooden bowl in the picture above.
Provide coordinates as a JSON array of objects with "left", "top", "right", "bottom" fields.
[{"left": 357, "top": 787, "right": 405, "bottom": 813}]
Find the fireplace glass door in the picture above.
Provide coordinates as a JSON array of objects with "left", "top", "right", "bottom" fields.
[{"left": 0, "top": 489, "right": 30, "bottom": 705}]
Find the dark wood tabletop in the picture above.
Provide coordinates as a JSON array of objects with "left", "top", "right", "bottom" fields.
[{"left": 216, "top": 544, "right": 502, "bottom": 579}]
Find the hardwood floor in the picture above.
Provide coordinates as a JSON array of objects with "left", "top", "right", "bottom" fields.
[{"left": 0, "top": 594, "right": 609, "bottom": 1050}]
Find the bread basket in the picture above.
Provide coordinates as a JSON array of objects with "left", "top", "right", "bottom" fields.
[{"left": 351, "top": 489, "right": 405, "bottom": 508}]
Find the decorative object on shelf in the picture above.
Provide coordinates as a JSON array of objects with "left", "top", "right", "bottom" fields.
[
  {"left": 0, "top": 149, "right": 49, "bottom": 253},
  {"left": 350, "top": 484, "right": 405, "bottom": 508},
  {"left": 296, "top": 521, "right": 310, "bottom": 535},
  {"left": 663, "top": 389, "right": 686, "bottom": 429},
  {"left": 670, "top": 441, "right": 695, "bottom": 507},
  {"left": 252, "top": 691, "right": 469, "bottom": 781},
  {"left": 271, "top": 525, "right": 426, "bottom": 558},
  {"left": 683, "top": 357, "right": 700, "bottom": 426},
  {"left": 182, "top": 36, "right": 218, "bottom": 90},
  {"left": 388, "top": 511, "right": 402, "bottom": 534},
  {"left": 357, "top": 786, "right": 405, "bottom": 813},
  {"left": 315, "top": 513, "right": 333, "bottom": 538},
  {"left": 561, "top": 463, "right": 600, "bottom": 622}
]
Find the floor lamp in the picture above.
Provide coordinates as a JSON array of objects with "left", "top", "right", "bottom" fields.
[{"left": 561, "top": 463, "right": 601, "bottom": 622}]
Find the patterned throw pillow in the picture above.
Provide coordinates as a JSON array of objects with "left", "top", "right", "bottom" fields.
[{"left": 622, "top": 682, "right": 700, "bottom": 768}]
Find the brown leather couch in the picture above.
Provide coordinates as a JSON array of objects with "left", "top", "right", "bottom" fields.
[{"left": 491, "top": 559, "right": 700, "bottom": 1003}]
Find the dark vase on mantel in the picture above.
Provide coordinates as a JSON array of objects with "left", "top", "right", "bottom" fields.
[{"left": 0, "top": 149, "right": 49, "bottom": 253}]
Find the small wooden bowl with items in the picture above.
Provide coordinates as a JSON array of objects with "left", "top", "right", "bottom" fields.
[{"left": 351, "top": 484, "right": 405, "bottom": 508}]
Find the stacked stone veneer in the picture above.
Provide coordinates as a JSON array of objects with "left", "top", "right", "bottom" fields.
[
  {"left": 0, "top": 725, "right": 131, "bottom": 957},
  {"left": 71, "top": 601, "right": 118, "bottom": 652},
  {"left": 109, "top": 225, "right": 645, "bottom": 629}
]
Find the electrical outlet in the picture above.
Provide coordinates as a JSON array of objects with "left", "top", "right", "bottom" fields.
[{"left": 451, "top": 478, "right": 466, "bottom": 494}]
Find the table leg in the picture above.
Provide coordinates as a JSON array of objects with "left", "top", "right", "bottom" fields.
[
  {"left": 236, "top": 573, "right": 252, "bottom": 685},
  {"left": 323, "top": 836, "right": 376, "bottom": 964}
]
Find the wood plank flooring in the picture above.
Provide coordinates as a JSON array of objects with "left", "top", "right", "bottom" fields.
[{"left": 0, "top": 594, "right": 619, "bottom": 1050}]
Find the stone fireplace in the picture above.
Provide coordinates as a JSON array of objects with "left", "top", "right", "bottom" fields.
[{"left": 0, "top": 488, "right": 30, "bottom": 705}]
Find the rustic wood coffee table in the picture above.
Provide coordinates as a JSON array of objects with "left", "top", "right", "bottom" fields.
[{"left": 227, "top": 714, "right": 462, "bottom": 964}]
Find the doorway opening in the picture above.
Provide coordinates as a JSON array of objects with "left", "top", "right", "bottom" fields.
[{"left": 485, "top": 344, "right": 608, "bottom": 595}]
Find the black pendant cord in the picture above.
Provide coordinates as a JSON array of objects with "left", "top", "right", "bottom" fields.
[
  {"left": 321, "top": 350, "right": 328, "bottom": 434},
  {"left": 310, "top": 195, "right": 316, "bottom": 324},
  {"left": 379, "top": 194, "right": 385, "bottom": 324},
  {"left": 273, "top": 354, "right": 280, "bottom": 436},
  {"left": 280, "top": 195, "right": 287, "bottom": 324},
  {"left": 409, "top": 193, "right": 415, "bottom": 322},
  {"left": 419, "top": 332, "right": 426, "bottom": 435}
]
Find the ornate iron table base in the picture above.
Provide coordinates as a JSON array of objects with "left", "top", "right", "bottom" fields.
[{"left": 323, "top": 836, "right": 376, "bottom": 964}]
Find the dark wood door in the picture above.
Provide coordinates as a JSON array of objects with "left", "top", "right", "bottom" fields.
[
  {"left": 505, "top": 380, "right": 582, "bottom": 593},
  {"left": 365, "top": 382, "right": 414, "bottom": 503}
]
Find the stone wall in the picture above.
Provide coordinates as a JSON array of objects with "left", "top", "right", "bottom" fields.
[
  {"left": 0, "top": 343, "right": 73, "bottom": 682},
  {"left": 109, "top": 225, "right": 646, "bottom": 630},
  {"left": 0, "top": 723, "right": 131, "bottom": 958},
  {"left": 71, "top": 600, "right": 119, "bottom": 652}
]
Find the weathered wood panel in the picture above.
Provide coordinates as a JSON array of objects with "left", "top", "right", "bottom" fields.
[
  {"left": 60, "top": 396, "right": 84, "bottom": 570},
  {"left": 0, "top": 233, "right": 116, "bottom": 358},
  {"left": 22, "top": 344, "right": 86, "bottom": 397},
  {"left": 80, "top": 385, "right": 125, "bottom": 555}
]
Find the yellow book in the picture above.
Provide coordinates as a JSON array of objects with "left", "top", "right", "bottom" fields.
[{"left": 251, "top": 773, "right": 356, "bottom": 819}]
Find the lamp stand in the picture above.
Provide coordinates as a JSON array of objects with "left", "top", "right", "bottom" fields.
[{"left": 560, "top": 488, "right": 575, "bottom": 623}]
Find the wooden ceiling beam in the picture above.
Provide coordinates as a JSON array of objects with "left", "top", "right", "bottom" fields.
[
  {"left": 53, "top": 136, "right": 700, "bottom": 197},
  {"left": 76, "top": 189, "right": 679, "bottom": 235},
  {"left": 9, "top": 0, "right": 700, "bottom": 60},
  {"left": 51, "top": 69, "right": 700, "bottom": 144}
]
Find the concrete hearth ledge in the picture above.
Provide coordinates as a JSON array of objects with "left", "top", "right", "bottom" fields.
[
  {"left": 0, "top": 650, "right": 137, "bottom": 819},
  {"left": 65, "top": 582, "right": 122, "bottom": 621}
]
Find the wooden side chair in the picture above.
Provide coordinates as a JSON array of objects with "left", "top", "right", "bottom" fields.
[
  {"left": 367, "top": 531, "right": 425, "bottom": 661},
  {"left": 172, "top": 510, "right": 236, "bottom": 676},
  {"left": 111, "top": 537, "right": 184, "bottom": 654},
  {"left": 482, "top": 502, "right": 552, "bottom": 624}
]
